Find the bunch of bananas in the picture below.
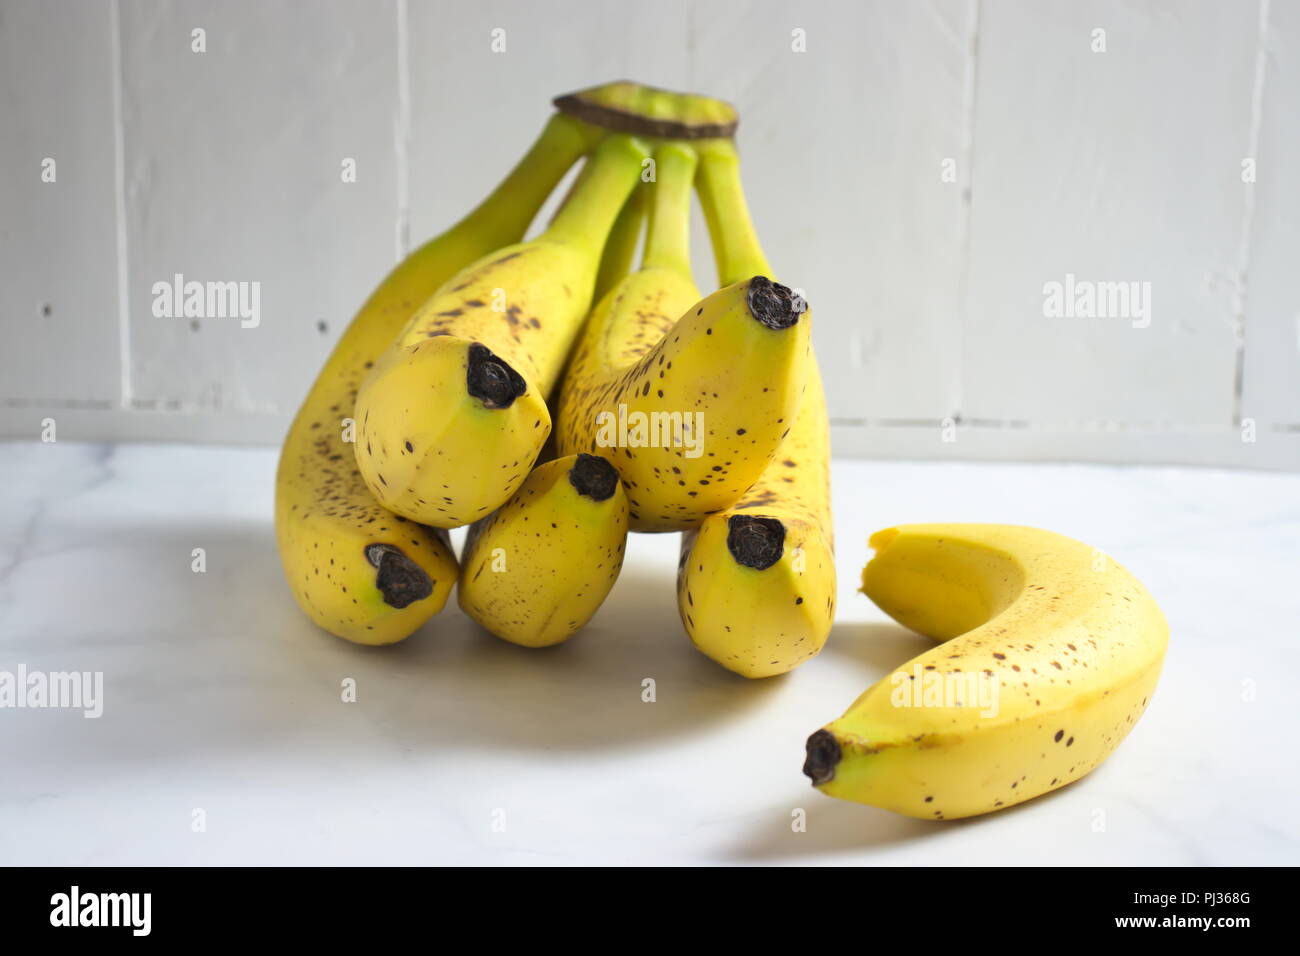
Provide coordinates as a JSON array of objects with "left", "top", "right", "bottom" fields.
[
  {"left": 275, "top": 81, "right": 1167, "bottom": 820},
  {"left": 276, "top": 81, "right": 834, "bottom": 670}
]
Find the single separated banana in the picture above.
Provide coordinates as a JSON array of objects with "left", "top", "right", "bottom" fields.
[
  {"left": 556, "top": 142, "right": 811, "bottom": 532},
  {"left": 275, "top": 113, "right": 596, "bottom": 644},
  {"left": 676, "top": 139, "right": 836, "bottom": 677},
  {"left": 458, "top": 454, "right": 629, "bottom": 647},
  {"left": 454, "top": 177, "right": 644, "bottom": 649},
  {"left": 353, "top": 134, "right": 649, "bottom": 528},
  {"left": 804, "top": 524, "right": 1169, "bottom": 819}
]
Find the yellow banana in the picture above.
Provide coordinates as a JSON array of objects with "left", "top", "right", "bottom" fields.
[
  {"left": 457, "top": 454, "right": 629, "bottom": 647},
  {"left": 676, "top": 138, "right": 836, "bottom": 677},
  {"left": 804, "top": 524, "right": 1169, "bottom": 820},
  {"left": 352, "top": 133, "right": 649, "bottom": 528},
  {"left": 274, "top": 112, "right": 595, "bottom": 644},
  {"left": 557, "top": 142, "right": 810, "bottom": 531}
]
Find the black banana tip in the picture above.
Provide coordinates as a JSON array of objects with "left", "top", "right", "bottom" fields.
[
  {"left": 466, "top": 343, "right": 527, "bottom": 409},
  {"left": 365, "top": 543, "right": 434, "bottom": 609},
  {"left": 803, "top": 729, "right": 841, "bottom": 786},
  {"left": 569, "top": 453, "right": 620, "bottom": 501},
  {"left": 726, "top": 514, "right": 786, "bottom": 570},
  {"left": 747, "top": 276, "right": 806, "bottom": 330}
]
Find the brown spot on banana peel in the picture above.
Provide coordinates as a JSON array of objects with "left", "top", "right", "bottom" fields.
[
  {"left": 466, "top": 342, "right": 527, "bottom": 409},
  {"left": 365, "top": 543, "right": 433, "bottom": 609},
  {"left": 569, "top": 453, "right": 620, "bottom": 501}
]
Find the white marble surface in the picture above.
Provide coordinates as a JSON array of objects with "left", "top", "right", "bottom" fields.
[{"left": 1, "top": 440, "right": 1297, "bottom": 866}]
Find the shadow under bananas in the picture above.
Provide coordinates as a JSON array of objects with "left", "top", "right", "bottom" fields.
[
  {"left": 367, "top": 561, "right": 787, "bottom": 752},
  {"left": 14, "top": 519, "right": 784, "bottom": 782},
  {"left": 721, "top": 796, "right": 951, "bottom": 861},
  {"left": 720, "top": 619, "right": 948, "bottom": 859},
  {"left": 819, "top": 618, "right": 937, "bottom": 675},
  {"left": 14, "top": 516, "right": 1083, "bottom": 857},
  {"left": 719, "top": 778, "right": 1083, "bottom": 863}
]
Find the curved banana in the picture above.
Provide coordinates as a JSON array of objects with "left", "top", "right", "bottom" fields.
[
  {"left": 804, "top": 524, "right": 1169, "bottom": 819},
  {"left": 353, "top": 134, "right": 649, "bottom": 528},
  {"left": 458, "top": 454, "right": 629, "bottom": 647},
  {"left": 557, "top": 143, "right": 809, "bottom": 531},
  {"left": 275, "top": 112, "right": 595, "bottom": 644},
  {"left": 676, "top": 138, "right": 835, "bottom": 677}
]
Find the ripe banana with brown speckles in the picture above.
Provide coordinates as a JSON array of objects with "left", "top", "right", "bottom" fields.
[
  {"left": 274, "top": 113, "right": 596, "bottom": 644},
  {"left": 676, "top": 138, "right": 835, "bottom": 677},
  {"left": 803, "top": 524, "right": 1169, "bottom": 819},
  {"left": 352, "top": 134, "right": 648, "bottom": 528},
  {"left": 556, "top": 142, "right": 809, "bottom": 532},
  {"left": 458, "top": 454, "right": 629, "bottom": 647}
]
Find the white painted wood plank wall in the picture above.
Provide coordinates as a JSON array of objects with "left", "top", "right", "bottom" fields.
[{"left": 1, "top": 0, "right": 1296, "bottom": 468}]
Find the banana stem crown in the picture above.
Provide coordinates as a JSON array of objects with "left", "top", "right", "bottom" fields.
[{"left": 554, "top": 81, "right": 739, "bottom": 140}]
